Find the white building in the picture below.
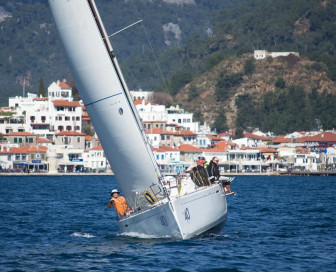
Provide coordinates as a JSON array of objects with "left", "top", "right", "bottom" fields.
[
  {"left": 130, "top": 90, "right": 153, "bottom": 101},
  {"left": 83, "top": 145, "right": 107, "bottom": 172},
  {"left": 166, "top": 105, "right": 199, "bottom": 132},
  {"left": 135, "top": 100, "right": 167, "bottom": 122},
  {"left": 293, "top": 149, "right": 319, "bottom": 171},
  {"left": 254, "top": 50, "right": 300, "bottom": 60}
]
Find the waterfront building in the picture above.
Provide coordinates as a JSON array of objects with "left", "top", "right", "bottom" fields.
[
  {"left": 293, "top": 148, "right": 319, "bottom": 171},
  {"left": 0, "top": 145, "right": 48, "bottom": 172},
  {"left": 178, "top": 144, "right": 203, "bottom": 163},
  {"left": 54, "top": 131, "right": 86, "bottom": 150},
  {"left": 232, "top": 132, "right": 271, "bottom": 148},
  {"left": 83, "top": 145, "right": 107, "bottom": 173},
  {"left": 2, "top": 131, "right": 37, "bottom": 146}
]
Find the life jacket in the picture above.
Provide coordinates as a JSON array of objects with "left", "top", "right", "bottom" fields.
[{"left": 111, "top": 196, "right": 128, "bottom": 216}]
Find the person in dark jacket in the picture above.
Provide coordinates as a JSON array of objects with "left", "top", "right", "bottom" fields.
[
  {"left": 207, "top": 157, "right": 235, "bottom": 195},
  {"left": 207, "top": 157, "right": 220, "bottom": 184},
  {"left": 190, "top": 157, "right": 210, "bottom": 187}
]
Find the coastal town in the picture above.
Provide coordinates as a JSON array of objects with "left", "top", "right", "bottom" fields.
[{"left": 0, "top": 79, "right": 335, "bottom": 175}]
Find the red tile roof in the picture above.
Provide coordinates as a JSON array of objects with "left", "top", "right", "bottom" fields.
[
  {"left": 3, "top": 132, "right": 36, "bottom": 136},
  {"left": 146, "top": 128, "right": 175, "bottom": 135},
  {"left": 91, "top": 145, "right": 103, "bottom": 150},
  {"left": 178, "top": 144, "right": 202, "bottom": 152},
  {"left": 272, "top": 136, "right": 292, "bottom": 143},
  {"left": 299, "top": 131, "right": 336, "bottom": 142},
  {"left": 8, "top": 146, "right": 48, "bottom": 154},
  {"left": 207, "top": 134, "right": 222, "bottom": 141},
  {"left": 56, "top": 131, "right": 86, "bottom": 136},
  {"left": 152, "top": 146, "right": 178, "bottom": 152},
  {"left": 52, "top": 100, "right": 80, "bottom": 107},
  {"left": 259, "top": 147, "right": 278, "bottom": 153},
  {"left": 36, "top": 137, "right": 52, "bottom": 143},
  {"left": 85, "top": 135, "right": 92, "bottom": 141},
  {"left": 134, "top": 99, "right": 150, "bottom": 105},
  {"left": 203, "top": 141, "right": 235, "bottom": 153},
  {"left": 59, "top": 81, "right": 71, "bottom": 89}
]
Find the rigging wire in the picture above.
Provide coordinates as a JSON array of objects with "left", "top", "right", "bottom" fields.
[{"left": 129, "top": 0, "right": 170, "bottom": 94}]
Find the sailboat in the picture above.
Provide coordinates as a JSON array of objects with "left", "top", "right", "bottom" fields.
[{"left": 49, "top": 0, "right": 229, "bottom": 239}]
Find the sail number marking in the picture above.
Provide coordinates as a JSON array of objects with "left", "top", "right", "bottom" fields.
[{"left": 184, "top": 208, "right": 190, "bottom": 221}]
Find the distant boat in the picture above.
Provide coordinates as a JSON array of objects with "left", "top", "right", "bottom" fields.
[{"left": 49, "top": 0, "right": 229, "bottom": 239}]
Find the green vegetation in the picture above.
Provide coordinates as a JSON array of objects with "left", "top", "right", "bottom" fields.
[
  {"left": 38, "top": 77, "right": 45, "bottom": 97},
  {"left": 1, "top": 0, "right": 336, "bottom": 135},
  {"left": 211, "top": 109, "right": 228, "bottom": 133},
  {"left": 215, "top": 72, "right": 243, "bottom": 101},
  {"left": 235, "top": 86, "right": 336, "bottom": 134}
]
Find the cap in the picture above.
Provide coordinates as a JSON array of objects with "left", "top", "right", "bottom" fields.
[
  {"left": 111, "top": 189, "right": 120, "bottom": 194},
  {"left": 199, "top": 156, "right": 206, "bottom": 161}
]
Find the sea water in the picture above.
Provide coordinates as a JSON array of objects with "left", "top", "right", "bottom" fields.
[{"left": 0, "top": 175, "right": 335, "bottom": 271}]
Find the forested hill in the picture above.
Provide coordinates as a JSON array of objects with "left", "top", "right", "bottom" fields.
[
  {"left": 0, "top": 0, "right": 335, "bottom": 133},
  {"left": 175, "top": 53, "right": 336, "bottom": 135},
  {"left": 0, "top": 0, "right": 230, "bottom": 105}
]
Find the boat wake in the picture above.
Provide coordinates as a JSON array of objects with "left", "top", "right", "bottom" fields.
[
  {"left": 71, "top": 232, "right": 95, "bottom": 238},
  {"left": 119, "top": 232, "right": 172, "bottom": 239}
]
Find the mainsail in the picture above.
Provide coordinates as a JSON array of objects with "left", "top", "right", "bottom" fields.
[{"left": 49, "top": 0, "right": 163, "bottom": 202}]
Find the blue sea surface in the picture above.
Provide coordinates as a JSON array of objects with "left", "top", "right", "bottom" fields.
[{"left": 0, "top": 175, "right": 335, "bottom": 271}]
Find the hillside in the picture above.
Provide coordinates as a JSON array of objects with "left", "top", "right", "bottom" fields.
[
  {"left": 0, "top": 0, "right": 230, "bottom": 105},
  {"left": 1, "top": 0, "right": 335, "bottom": 133},
  {"left": 175, "top": 54, "right": 336, "bottom": 133}
]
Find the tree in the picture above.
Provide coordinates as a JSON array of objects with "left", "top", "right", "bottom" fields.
[
  {"left": 233, "top": 127, "right": 244, "bottom": 139},
  {"left": 275, "top": 77, "right": 286, "bottom": 89},
  {"left": 244, "top": 58, "right": 255, "bottom": 75},
  {"left": 211, "top": 109, "right": 228, "bottom": 133},
  {"left": 152, "top": 92, "right": 173, "bottom": 106},
  {"left": 38, "top": 77, "right": 45, "bottom": 97}
]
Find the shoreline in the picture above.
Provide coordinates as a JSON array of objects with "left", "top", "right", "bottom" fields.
[{"left": 1, "top": 171, "right": 336, "bottom": 176}]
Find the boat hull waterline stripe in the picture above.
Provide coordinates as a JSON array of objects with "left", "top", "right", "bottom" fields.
[{"left": 84, "top": 92, "right": 122, "bottom": 107}]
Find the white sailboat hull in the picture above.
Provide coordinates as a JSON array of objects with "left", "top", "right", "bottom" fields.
[
  {"left": 119, "top": 183, "right": 227, "bottom": 239},
  {"left": 49, "top": 0, "right": 229, "bottom": 240}
]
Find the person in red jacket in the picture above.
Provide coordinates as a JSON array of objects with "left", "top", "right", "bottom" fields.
[{"left": 107, "top": 189, "right": 130, "bottom": 219}]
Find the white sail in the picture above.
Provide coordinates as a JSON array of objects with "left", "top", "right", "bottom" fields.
[{"left": 49, "top": 0, "right": 163, "bottom": 201}]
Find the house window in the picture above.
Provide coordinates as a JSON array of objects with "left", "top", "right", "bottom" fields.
[
  {"left": 29, "top": 138, "right": 33, "bottom": 143},
  {"left": 58, "top": 126, "right": 64, "bottom": 131},
  {"left": 66, "top": 126, "right": 72, "bottom": 131},
  {"left": 41, "top": 116, "right": 46, "bottom": 123},
  {"left": 77, "top": 137, "right": 80, "bottom": 143},
  {"left": 7, "top": 155, "right": 11, "bottom": 161},
  {"left": 59, "top": 116, "right": 62, "bottom": 121},
  {"left": 161, "top": 135, "right": 165, "bottom": 140},
  {"left": 14, "top": 138, "right": 18, "bottom": 143},
  {"left": 65, "top": 116, "right": 70, "bottom": 121},
  {"left": 161, "top": 155, "right": 164, "bottom": 160},
  {"left": 22, "top": 154, "right": 26, "bottom": 160},
  {"left": 76, "top": 117, "right": 80, "bottom": 121},
  {"left": 15, "top": 154, "right": 20, "bottom": 160},
  {"left": 30, "top": 116, "right": 35, "bottom": 123},
  {"left": 75, "top": 126, "right": 80, "bottom": 130}
]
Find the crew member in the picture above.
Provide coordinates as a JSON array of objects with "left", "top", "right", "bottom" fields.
[{"left": 108, "top": 189, "right": 130, "bottom": 219}]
